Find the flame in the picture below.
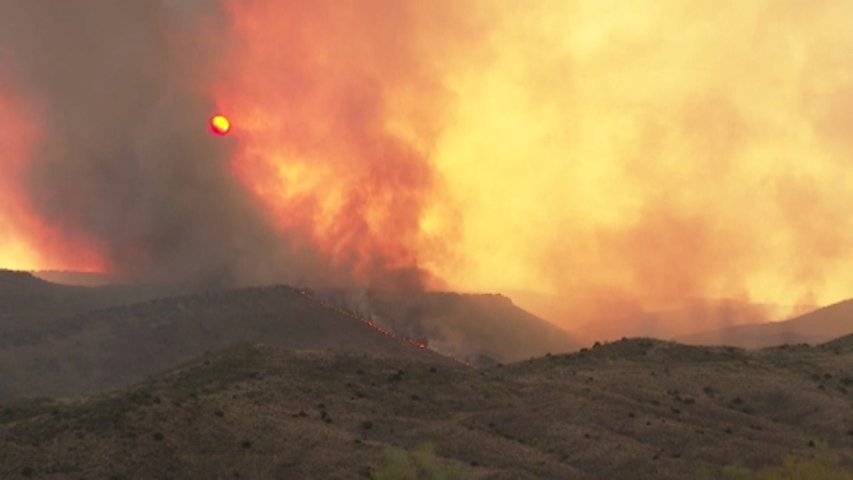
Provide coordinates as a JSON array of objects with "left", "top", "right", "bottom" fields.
[{"left": 293, "top": 287, "right": 431, "bottom": 353}]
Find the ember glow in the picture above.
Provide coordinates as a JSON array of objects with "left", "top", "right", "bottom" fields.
[{"left": 2, "top": 1, "right": 853, "bottom": 335}]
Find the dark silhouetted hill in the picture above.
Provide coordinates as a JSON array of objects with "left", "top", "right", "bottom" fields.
[
  {"left": 821, "top": 333, "right": 853, "bottom": 352},
  {"left": 0, "top": 286, "right": 443, "bottom": 400},
  {"left": 0, "top": 269, "right": 187, "bottom": 342},
  {"left": 324, "top": 290, "right": 578, "bottom": 364},
  {"left": 32, "top": 269, "right": 118, "bottom": 286}
]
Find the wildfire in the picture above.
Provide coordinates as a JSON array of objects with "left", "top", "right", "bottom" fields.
[
  {"left": 210, "top": 0, "right": 853, "bottom": 329},
  {"left": 292, "top": 287, "right": 431, "bottom": 353},
  {"left": 2, "top": 1, "right": 853, "bottom": 336}
]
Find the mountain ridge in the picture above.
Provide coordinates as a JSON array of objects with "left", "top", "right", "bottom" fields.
[{"left": 675, "top": 298, "right": 853, "bottom": 348}]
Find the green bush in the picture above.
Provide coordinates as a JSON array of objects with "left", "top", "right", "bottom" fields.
[
  {"left": 373, "top": 442, "right": 471, "bottom": 480},
  {"left": 698, "top": 445, "right": 852, "bottom": 480}
]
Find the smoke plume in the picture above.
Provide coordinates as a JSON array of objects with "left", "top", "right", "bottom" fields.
[
  {"left": 0, "top": 1, "right": 364, "bottom": 287},
  {"left": 3, "top": 1, "right": 853, "bottom": 338}
]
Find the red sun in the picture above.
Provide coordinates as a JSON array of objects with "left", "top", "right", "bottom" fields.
[{"left": 210, "top": 114, "right": 231, "bottom": 136}]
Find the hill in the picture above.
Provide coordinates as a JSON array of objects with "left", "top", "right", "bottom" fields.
[
  {"left": 675, "top": 299, "right": 853, "bottom": 348},
  {"left": 0, "top": 286, "right": 442, "bottom": 401},
  {"left": 0, "top": 269, "right": 189, "bottom": 342},
  {"left": 0, "top": 338, "right": 850, "bottom": 479},
  {"left": 31, "top": 270, "right": 118, "bottom": 287},
  {"left": 820, "top": 333, "right": 853, "bottom": 352},
  {"left": 323, "top": 290, "right": 578, "bottom": 364},
  {"left": 509, "top": 291, "right": 787, "bottom": 344},
  {"left": 0, "top": 272, "right": 573, "bottom": 399}
]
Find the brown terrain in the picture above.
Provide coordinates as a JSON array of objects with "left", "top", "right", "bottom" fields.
[
  {"left": 322, "top": 289, "right": 578, "bottom": 365},
  {"left": 0, "top": 270, "right": 186, "bottom": 339},
  {"left": 0, "top": 271, "right": 573, "bottom": 400},
  {"left": 0, "top": 338, "right": 851, "bottom": 479},
  {"left": 0, "top": 270, "right": 851, "bottom": 479}
]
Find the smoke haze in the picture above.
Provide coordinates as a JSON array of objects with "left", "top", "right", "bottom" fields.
[
  {"left": 0, "top": 1, "right": 336, "bottom": 286},
  {"left": 2, "top": 1, "right": 853, "bottom": 336}
]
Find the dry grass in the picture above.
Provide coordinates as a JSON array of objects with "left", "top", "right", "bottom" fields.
[{"left": 0, "top": 337, "right": 850, "bottom": 479}]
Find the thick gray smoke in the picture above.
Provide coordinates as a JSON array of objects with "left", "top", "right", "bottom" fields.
[{"left": 0, "top": 1, "right": 333, "bottom": 286}]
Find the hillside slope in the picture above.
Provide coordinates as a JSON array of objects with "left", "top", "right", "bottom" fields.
[
  {"left": 325, "top": 290, "right": 578, "bottom": 364},
  {"left": 1, "top": 338, "right": 850, "bottom": 479},
  {"left": 676, "top": 299, "right": 853, "bottom": 348},
  {"left": 0, "top": 270, "right": 187, "bottom": 342},
  {"left": 1, "top": 272, "right": 576, "bottom": 400},
  {"left": 0, "top": 286, "right": 441, "bottom": 400}
]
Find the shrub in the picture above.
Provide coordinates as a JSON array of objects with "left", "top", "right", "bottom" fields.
[
  {"left": 697, "top": 444, "right": 852, "bottom": 480},
  {"left": 373, "top": 442, "right": 471, "bottom": 480}
]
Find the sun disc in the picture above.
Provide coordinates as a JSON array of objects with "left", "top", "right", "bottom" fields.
[{"left": 210, "top": 114, "right": 231, "bottom": 136}]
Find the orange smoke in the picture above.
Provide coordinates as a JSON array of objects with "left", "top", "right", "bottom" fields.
[
  {"left": 423, "top": 1, "right": 853, "bottom": 330},
  {"left": 211, "top": 0, "right": 853, "bottom": 332},
  {"left": 213, "top": 0, "right": 467, "bottom": 290},
  {"left": 0, "top": 89, "right": 106, "bottom": 273},
  {"left": 0, "top": 92, "right": 38, "bottom": 270}
]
